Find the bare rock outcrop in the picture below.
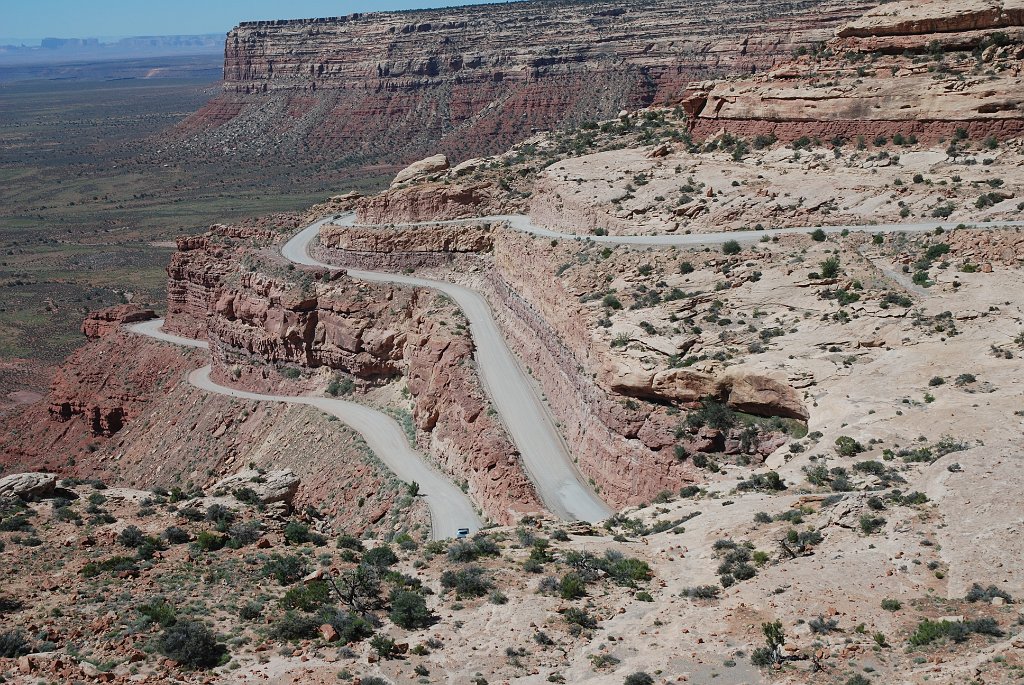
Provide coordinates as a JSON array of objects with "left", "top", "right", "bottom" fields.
[
  {"left": 81, "top": 305, "right": 156, "bottom": 339},
  {"left": 0, "top": 472, "right": 56, "bottom": 499},
  {"left": 392, "top": 154, "right": 449, "bottom": 186},
  {"left": 212, "top": 469, "right": 301, "bottom": 505}
]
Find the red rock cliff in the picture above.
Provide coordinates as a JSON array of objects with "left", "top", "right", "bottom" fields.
[{"left": 177, "top": 0, "right": 877, "bottom": 169}]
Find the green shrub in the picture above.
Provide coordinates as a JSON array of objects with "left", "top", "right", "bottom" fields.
[
  {"left": 268, "top": 611, "right": 320, "bottom": 641},
  {"left": 280, "top": 580, "right": 331, "bottom": 612},
  {"left": 194, "top": 530, "right": 227, "bottom": 552},
  {"left": 440, "top": 566, "right": 493, "bottom": 597},
  {"left": 563, "top": 607, "right": 597, "bottom": 629},
  {"left": 820, "top": 256, "right": 841, "bottom": 279},
  {"left": 859, "top": 515, "right": 886, "bottom": 535},
  {"left": 722, "top": 240, "right": 741, "bottom": 255},
  {"left": 624, "top": 673, "right": 654, "bottom": 685},
  {"left": 362, "top": 545, "right": 399, "bottom": 568},
  {"left": 163, "top": 526, "right": 190, "bottom": 544},
  {"left": 157, "top": 621, "right": 224, "bottom": 669},
  {"left": 965, "top": 583, "right": 1012, "bottom": 603},
  {"left": 117, "top": 525, "right": 145, "bottom": 548},
  {"left": 319, "top": 609, "right": 373, "bottom": 643},
  {"left": 811, "top": 228, "right": 827, "bottom": 242},
  {"left": 284, "top": 521, "right": 326, "bottom": 546},
  {"left": 559, "top": 573, "right": 587, "bottom": 600},
  {"left": 138, "top": 598, "right": 177, "bottom": 627},
  {"left": 881, "top": 599, "right": 902, "bottom": 611},
  {"left": 262, "top": 554, "right": 308, "bottom": 585},
  {"left": 835, "top": 435, "right": 864, "bottom": 456},
  {"left": 389, "top": 590, "right": 433, "bottom": 630}
]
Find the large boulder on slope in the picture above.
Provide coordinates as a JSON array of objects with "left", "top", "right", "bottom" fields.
[
  {"left": 0, "top": 472, "right": 57, "bottom": 499},
  {"left": 212, "top": 469, "right": 300, "bottom": 505},
  {"left": 392, "top": 154, "right": 450, "bottom": 185}
]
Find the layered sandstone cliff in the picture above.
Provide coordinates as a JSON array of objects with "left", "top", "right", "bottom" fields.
[
  {"left": 686, "top": 0, "right": 1024, "bottom": 141},
  {"left": 176, "top": 0, "right": 876, "bottom": 170},
  {"left": 164, "top": 223, "right": 542, "bottom": 524}
]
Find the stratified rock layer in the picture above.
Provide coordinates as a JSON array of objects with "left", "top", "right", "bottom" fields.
[{"left": 176, "top": 0, "right": 876, "bottom": 169}]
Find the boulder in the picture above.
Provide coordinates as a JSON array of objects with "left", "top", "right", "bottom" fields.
[
  {"left": 0, "top": 472, "right": 57, "bottom": 499},
  {"left": 723, "top": 373, "right": 809, "bottom": 420},
  {"left": 392, "top": 154, "right": 450, "bottom": 185},
  {"left": 212, "top": 469, "right": 300, "bottom": 505}
]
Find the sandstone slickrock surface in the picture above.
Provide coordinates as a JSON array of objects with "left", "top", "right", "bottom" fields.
[{"left": 175, "top": 0, "right": 876, "bottom": 169}]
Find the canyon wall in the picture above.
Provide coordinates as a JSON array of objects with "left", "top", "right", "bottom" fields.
[
  {"left": 164, "top": 225, "right": 542, "bottom": 524},
  {"left": 686, "top": 0, "right": 1024, "bottom": 141},
  {"left": 175, "top": 0, "right": 876, "bottom": 170}
]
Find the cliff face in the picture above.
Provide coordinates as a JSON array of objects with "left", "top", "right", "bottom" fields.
[
  {"left": 685, "top": 0, "right": 1024, "bottom": 141},
  {"left": 176, "top": 0, "right": 876, "bottom": 168},
  {"left": 164, "top": 224, "right": 542, "bottom": 524}
]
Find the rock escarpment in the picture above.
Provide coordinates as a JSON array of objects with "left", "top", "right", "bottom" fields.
[
  {"left": 686, "top": 0, "right": 1024, "bottom": 141},
  {"left": 177, "top": 0, "right": 875, "bottom": 170},
  {"left": 165, "top": 223, "right": 542, "bottom": 524}
]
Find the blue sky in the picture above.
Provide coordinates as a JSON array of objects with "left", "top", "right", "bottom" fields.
[{"left": 3, "top": 0, "right": 508, "bottom": 41}]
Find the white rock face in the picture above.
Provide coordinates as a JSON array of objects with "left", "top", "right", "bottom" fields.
[
  {"left": 212, "top": 469, "right": 300, "bottom": 505},
  {"left": 0, "top": 472, "right": 57, "bottom": 499},
  {"left": 392, "top": 154, "right": 450, "bottom": 185}
]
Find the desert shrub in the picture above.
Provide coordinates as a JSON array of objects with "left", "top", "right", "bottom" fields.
[
  {"left": 911, "top": 618, "right": 1002, "bottom": 646},
  {"left": 268, "top": 611, "right": 320, "bottom": 641},
  {"left": 138, "top": 598, "right": 177, "bottom": 627},
  {"left": 597, "top": 553, "right": 651, "bottom": 587},
  {"left": 722, "top": 240, "right": 741, "bottom": 255},
  {"left": 810, "top": 228, "right": 827, "bottom": 242},
  {"left": 809, "top": 615, "right": 839, "bottom": 634},
  {"left": 280, "top": 580, "right": 331, "bottom": 612},
  {"left": 820, "top": 256, "right": 841, "bottom": 279},
  {"left": 262, "top": 554, "right": 308, "bottom": 585},
  {"left": 563, "top": 607, "right": 597, "bottom": 629},
  {"left": 336, "top": 534, "right": 364, "bottom": 551},
  {"left": 440, "top": 566, "right": 493, "bottom": 597},
  {"left": 859, "top": 515, "right": 886, "bottom": 535},
  {"left": 835, "top": 436, "right": 864, "bottom": 456},
  {"left": 682, "top": 585, "right": 721, "bottom": 599},
  {"left": 389, "top": 590, "right": 434, "bottom": 630},
  {"left": 319, "top": 609, "right": 373, "bottom": 643},
  {"left": 232, "top": 487, "right": 261, "bottom": 505},
  {"left": 284, "top": 521, "right": 326, "bottom": 546},
  {"left": 559, "top": 573, "right": 587, "bottom": 600},
  {"left": 0, "top": 630, "right": 30, "bottom": 658},
  {"left": 118, "top": 525, "right": 146, "bottom": 548},
  {"left": 489, "top": 590, "right": 509, "bottom": 605},
  {"left": 194, "top": 530, "right": 226, "bottom": 552},
  {"left": 228, "top": 520, "right": 262, "bottom": 547},
  {"left": 205, "top": 504, "right": 234, "bottom": 527},
  {"left": 326, "top": 376, "right": 355, "bottom": 396},
  {"left": 370, "top": 634, "right": 397, "bottom": 658},
  {"left": 239, "top": 601, "right": 262, "bottom": 621},
  {"left": 881, "top": 599, "right": 902, "bottom": 611},
  {"left": 362, "top": 544, "right": 399, "bottom": 568},
  {"left": 80, "top": 555, "right": 137, "bottom": 578},
  {"left": 447, "top": 536, "right": 500, "bottom": 563},
  {"left": 751, "top": 621, "right": 785, "bottom": 667},
  {"left": 685, "top": 397, "right": 736, "bottom": 431},
  {"left": 157, "top": 620, "right": 224, "bottom": 669},
  {"left": 624, "top": 673, "right": 655, "bottom": 685},
  {"left": 965, "top": 583, "right": 1013, "bottom": 603},
  {"left": 163, "top": 526, "right": 190, "bottom": 544}
]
